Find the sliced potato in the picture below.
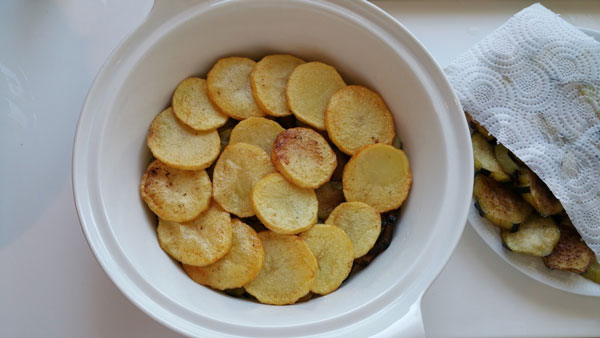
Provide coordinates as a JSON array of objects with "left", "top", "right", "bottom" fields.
[
  {"left": 147, "top": 108, "right": 220, "bottom": 170},
  {"left": 473, "top": 174, "right": 532, "bottom": 230},
  {"left": 250, "top": 54, "right": 305, "bottom": 117},
  {"left": 244, "top": 231, "right": 317, "bottom": 305},
  {"left": 229, "top": 117, "right": 284, "bottom": 155},
  {"left": 157, "top": 202, "right": 232, "bottom": 266},
  {"left": 271, "top": 127, "right": 337, "bottom": 189},
  {"left": 543, "top": 226, "right": 594, "bottom": 273},
  {"left": 342, "top": 143, "right": 411, "bottom": 213},
  {"left": 494, "top": 144, "right": 520, "bottom": 177},
  {"left": 300, "top": 224, "right": 354, "bottom": 295},
  {"left": 286, "top": 61, "right": 346, "bottom": 130},
  {"left": 517, "top": 168, "right": 563, "bottom": 217},
  {"left": 183, "top": 219, "right": 264, "bottom": 290},
  {"left": 325, "top": 202, "right": 381, "bottom": 258},
  {"left": 472, "top": 133, "right": 510, "bottom": 182},
  {"left": 325, "top": 85, "right": 395, "bottom": 155},
  {"left": 316, "top": 181, "right": 344, "bottom": 221},
  {"left": 582, "top": 258, "right": 600, "bottom": 284},
  {"left": 140, "top": 160, "right": 211, "bottom": 222},
  {"left": 212, "top": 143, "right": 275, "bottom": 218},
  {"left": 501, "top": 215, "right": 560, "bottom": 257},
  {"left": 207, "top": 57, "right": 265, "bottom": 120},
  {"left": 250, "top": 173, "right": 318, "bottom": 234},
  {"left": 172, "top": 77, "right": 228, "bottom": 131}
]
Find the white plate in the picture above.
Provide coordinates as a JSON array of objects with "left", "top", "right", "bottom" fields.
[{"left": 469, "top": 28, "right": 600, "bottom": 297}]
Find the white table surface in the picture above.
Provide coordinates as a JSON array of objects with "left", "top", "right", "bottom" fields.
[{"left": 1, "top": 1, "right": 599, "bottom": 337}]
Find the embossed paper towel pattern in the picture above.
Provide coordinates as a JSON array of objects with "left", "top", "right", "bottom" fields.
[{"left": 446, "top": 3, "right": 600, "bottom": 259}]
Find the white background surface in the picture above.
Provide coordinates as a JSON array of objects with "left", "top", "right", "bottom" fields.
[{"left": 1, "top": 1, "right": 599, "bottom": 337}]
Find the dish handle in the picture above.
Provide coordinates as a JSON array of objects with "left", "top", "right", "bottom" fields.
[{"left": 373, "top": 293, "right": 425, "bottom": 338}]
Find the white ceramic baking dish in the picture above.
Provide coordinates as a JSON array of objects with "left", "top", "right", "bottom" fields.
[{"left": 72, "top": 0, "right": 473, "bottom": 336}]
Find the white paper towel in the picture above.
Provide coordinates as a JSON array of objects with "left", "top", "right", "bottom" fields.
[{"left": 446, "top": 3, "right": 600, "bottom": 260}]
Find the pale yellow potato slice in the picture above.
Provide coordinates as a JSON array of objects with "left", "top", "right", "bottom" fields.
[
  {"left": 271, "top": 128, "right": 337, "bottom": 189},
  {"left": 212, "top": 143, "right": 275, "bottom": 218},
  {"left": 140, "top": 160, "right": 211, "bottom": 222},
  {"left": 250, "top": 173, "right": 318, "bottom": 234},
  {"left": 250, "top": 54, "right": 305, "bottom": 117},
  {"left": 172, "top": 77, "right": 229, "bottom": 131},
  {"left": 147, "top": 107, "right": 220, "bottom": 170},
  {"left": 286, "top": 61, "right": 346, "bottom": 130},
  {"left": 207, "top": 57, "right": 265, "bottom": 120},
  {"left": 229, "top": 117, "right": 284, "bottom": 155},
  {"left": 299, "top": 224, "right": 353, "bottom": 295},
  {"left": 325, "top": 202, "right": 381, "bottom": 258},
  {"left": 325, "top": 85, "right": 395, "bottom": 155},
  {"left": 183, "top": 219, "right": 264, "bottom": 290},
  {"left": 343, "top": 143, "right": 412, "bottom": 213},
  {"left": 244, "top": 231, "right": 317, "bottom": 305},
  {"left": 157, "top": 202, "right": 232, "bottom": 266}
]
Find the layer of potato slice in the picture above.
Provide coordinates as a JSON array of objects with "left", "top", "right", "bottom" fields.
[
  {"left": 140, "top": 160, "right": 211, "bottom": 222},
  {"left": 157, "top": 202, "right": 232, "bottom": 266},
  {"left": 250, "top": 54, "right": 305, "bottom": 117},
  {"left": 244, "top": 231, "right": 317, "bottom": 305},
  {"left": 183, "top": 219, "right": 264, "bottom": 290},
  {"left": 172, "top": 77, "right": 228, "bottom": 131},
  {"left": 543, "top": 226, "right": 594, "bottom": 273},
  {"left": 212, "top": 143, "right": 275, "bottom": 218},
  {"left": 342, "top": 143, "right": 411, "bottom": 213},
  {"left": 473, "top": 174, "right": 532, "bottom": 230},
  {"left": 147, "top": 107, "right": 220, "bottom": 170},
  {"left": 229, "top": 117, "right": 284, "bottom": 155},
  {"left": 325, "top": 85, "right": 395, "bottom": 155},
  {"left": 472, "top": 133, "right": 510, "bottom": 182},
  {"left": 501, "top": 215, "right": 560, "bottom": 257},
  {"left": 325, "top": 202, "right": 381, "bottom": 258},
  {"left": 517, "top": 168, "right": 564, "bottom": 217},
  {"left": 271, "top": 127, "right": 337, "bottom": 189},
  {"left": 250, "top": 173, "right": 318, "bottom": 234}
]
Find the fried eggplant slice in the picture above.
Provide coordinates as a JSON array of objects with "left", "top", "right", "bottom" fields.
[{"left": 473, "top": 174, "right": 532, "bottom": 230}]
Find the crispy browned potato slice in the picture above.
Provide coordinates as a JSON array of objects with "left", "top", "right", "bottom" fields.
[
  {"left": 501, "top": 215, "right": 560, "bottom": 257},
  {"left": 229, "top": 117, "right": 284, "bottom": 155},
  {"left": 543, "top": 226, "right": 594, "bottom": 273},
  {"left": 324, "top": 85, "right": 395, "bottom": 155},
  {"left": 300, "top": 224, "right": 353, "bottom": 295},
  {"left": 517, "top": 168, "right": 563, "bottom": 217},
  {"left": 271, "top": 128, "right": 337, "bottom": 189},
  {"left": 244, "top": 231, "right": 317, "bottom": 305},
  {"left": 250, "top": 54, "right": 305, "bottom": 117},
  {"left": 172, "top": 77, "right": 229, "bottom": 131},
  {"left": 147, "top": 108, "right": 220, "bottom": 170},
  {"left": 286, "top": 61, "right": 346, "bottom": 130},
  {"left": 342, "top": 143, "right": 411, "bottom": 213},
  {"left": 157, "top": 202, "right": 232, "bottom": 266},
  {"left": 325, "top": 202, "right": 381, "bottom": 258},
  {"left": 250, "top": 173, "right": 318, "bottom": 234},
  {"left": 183, "top": 219, "right": 264, "bottom": 290},
  {"left": 473, "top": 174, "right": 532, "bottom": 230},
  {"left": 212, "top": 143, "right": 275, "bottom": 218},
  {"left": 140, "top": 160, "right": 211, "bottom": 222},
  {"left": 207, "top": 57, "right": 265, "bottom": 120},
  {"left": 316, "top": 181, "right": 344, "bottom": 221}
]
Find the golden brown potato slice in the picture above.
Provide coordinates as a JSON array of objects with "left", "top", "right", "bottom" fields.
[
  {"left": 324, "top": 85, "right": 395, "bottom": 155},
  {"left": 271, "top": 128, "right": 337, "bottom": 189},
  {"left": 147, "top": 108, "right": 220, "bottom": 170},
  {"left": 300, "top": 224, "right": 353, "bottom": 295},
  {"left": 157, "top": 202, "right": 232, "bottom": 266},
  {"left": 473, "top": 174, "right": 532, "bottom": 230},
  {"left": 543, "top": 226, "right": 594, "bottom": 273},
  {"left": 517, "top": 168, "right": 563, "bottom": 217},
  {"left": 342, "top": 143, "right": 412, "bottom": 213},
  {"left": 172, "top": 77, "right": 229, "bottom": 131},
  {"left": 140, "top": 160, "right": 211, "bottom": 222},
  {"left": 183, "top": 219, "right": 264, "bottom": 290},
  {"left": 250, "top": 54, "right": 305, "bottom": 117},
  {"left": 250, "top": 173, "right": 318, "bottom": 234},
  {"left": 244, "top": 231, "right": 317, "bottom": 305},
  {"left": 501, "top": 215, "right": 560, "bottom": 257},
  {"left": 212, "top": 143, "right": 275, "bottom": 218},
  {"left": 207, "top": 57, "right": 265, "bottom": 120},
  {"left": 316, "top": 181, "right": 344, "bottom": 221},
  {"left": 229, "top": 117, "right": 284, "bottom": 155},
  {"left": 325, "top": 202, "right": 381, "bottom": 258},
  {"left": 286, "top": 61, "right": 346, "bottom": 130}
]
